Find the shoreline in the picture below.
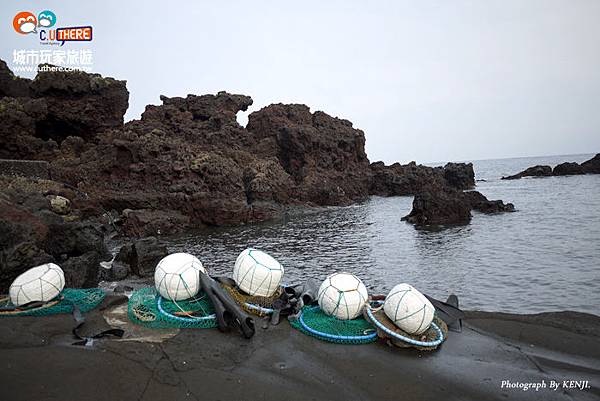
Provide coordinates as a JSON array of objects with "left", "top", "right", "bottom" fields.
[{"left": 1, "top": 296, "right": 598, "bottom": 401}]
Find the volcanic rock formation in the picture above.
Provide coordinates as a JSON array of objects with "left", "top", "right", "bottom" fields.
[
  {"left": 402, "top": 186, "right": 473, "bottom": 225},
  {"left": 247, "top": 103, "right": 372, "bottom": 205},
  {"left": 0, "top": 177, "right": 110, "bottom": 292},
  {"left": 0, "top": 61, "right": 128, "bottom": 160},
  {"left": 369, "top": 161, "right": 475, "bottom": 196},
  {"left": 502, "top": 154, "right": 600, "bottom": 180},
  {"left": 402, "top": 186, "right": 515, "bottom": 226},
  {"left": 501, "top": 165, "right": 553, "bottom": 180},
  {"left": 581, "top": 153, "right": 600, "bottom": 174},
  {"left": 0, "top": 61, "right": 514, "bottom": 287}
]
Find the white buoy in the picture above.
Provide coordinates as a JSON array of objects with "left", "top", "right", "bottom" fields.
[
  {"left": 9, "top": 263, "right": 65, "bottom": 306},
  {"left": 317, "top": 272, "right": 368, "bottom": 320},
  {"left": 154, "top": 253, "right": 206, "bottom": 301},
  {"left": 233, "top": 248, "right": 284, "bottom": 297},
  {"left": 383, "top": 283, "right": 435, "bottom": 335}
]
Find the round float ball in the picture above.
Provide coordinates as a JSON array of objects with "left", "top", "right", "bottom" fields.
[
  {"left": 383, "top": 283, "right": 434, "bottom": 335},
  {"left": 154, "top": 253, "right": 206, "bottom": 301},
  {"left": 9, "top": 263, "right": 65, "bottom": 306},
  {"left": 317, "top": 272, "right": 368, "bottom": 320},
  {"left": 233, "top": 248, "right": 284, "bottom": 297}
]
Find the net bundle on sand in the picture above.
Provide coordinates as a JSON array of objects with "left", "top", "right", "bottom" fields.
[
  {"left": 221, "top": 283, "right": 283, "bottom": 317},
  {"left": 364, "top": 306, "right": 448, "bottom": 351},
  {"left": 0, "top": 288, "right": 105, "bottom": 317},
  {"left": 127, "top": 287, "right": 218, "bottom": 329},
  {"left": 289, "top": 305, "right": 378, "bottom": 345}
]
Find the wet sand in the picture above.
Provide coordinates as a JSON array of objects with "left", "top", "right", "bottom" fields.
[{"left": 0, "top": 297, "right": 599, "bottom": 401}]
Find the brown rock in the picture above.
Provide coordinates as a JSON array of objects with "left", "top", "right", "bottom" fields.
[
  {"left": 31, "top": 66, "right": 129, "bottom": 142},
  {"left": 369, "top": 161, "right": 474, "bottom": 196},
  {"left": 402, "top": 186, "right": 472, "bottom": 226},
  {"left": 0, "top": 189, "right": 108, "bottom": 291},
  {"left": 443, "top": 162, "right": 475, "bottom": 190},
  {"left": 462, "top": 191, "right": 515, "bottom": 213},
  {"left": 47, "top": 195, "right": 71, "bottom": 215},
  {"left": 113, "top": 236, "right": 168, "bottom": 278},
  {"left": 502, "top": 165, "right": 552, "bottom": 180},
  {"left": 0, "top": 59, "right": 30, "bottom": 97},
  {"left": 502, "top": 155, "right": 600, "bottom": 180},
  {"left": 247, "top": 104, "right": 371, "bottom": 205},
  {"left": 243, "top": 159, "right": 294, "bottom": 204},
  {"left": 553, "top": 162, "right": 585, "bottom": 176},
  {"left": 402, "top": 187, "right": 515, "bottom": 227},
  {"left": 0, "top": 60, "right": 514, "bottom": 236},
  {"left": 0, "top": 97, "right": 57, "bottom": 160},
  {"left": 581, "top": 154, "right": 600, "bottom": 174},
  {"left": 0, "top": 64, "right": 128, "bottom": 160},
  {"left": 121, "top": 209, "right": 191, "bottom": 237}
]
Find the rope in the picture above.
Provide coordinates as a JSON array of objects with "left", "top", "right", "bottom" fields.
[
  {"left": 244, "top": 302, "right": 274, "bottom": 315},
  {"left": 366, "top": 306, "right": 444, "bottom": 347},
  {"left": 297, "top": 306, "right": 377, "bottom": 342},
  {"left": 156, "top": 295, "right": 216, "bottom": 323},
  {"left": 131, "top": 305, "right": 156, "bottom": 322}
]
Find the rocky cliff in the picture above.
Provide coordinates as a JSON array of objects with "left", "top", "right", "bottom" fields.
[
  {"left": 0, "top": 60, "right": 128, "bottom": 160},
  {"left": 1, "top": 62, "right": 479, "bottom": 234},
  {"left": 0, "top": 61, "right": 506, "bottom": 290}
]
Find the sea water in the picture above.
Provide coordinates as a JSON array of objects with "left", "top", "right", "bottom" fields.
[{"left": 168, "top": 153, "right": 600, "bottom": 314}]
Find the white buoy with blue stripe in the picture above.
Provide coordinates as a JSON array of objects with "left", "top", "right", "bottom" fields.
[
  {"left": 383, "top": 283, "right": 435, "bottom": 335},
  {"left": 233, "top": 248, "right": 284, "bottom": 297}
]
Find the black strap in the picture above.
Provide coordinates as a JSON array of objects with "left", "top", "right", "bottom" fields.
[
  {"left": 71, "top": 304, "right": 124, "bottom": 346},
  {"left": 424, "top": 294, "right": 464, "bottom": 333}
]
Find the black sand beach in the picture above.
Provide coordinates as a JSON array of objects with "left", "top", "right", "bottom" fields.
[{"left": 1, "top": 296, "right": 598, "bottom": 401}]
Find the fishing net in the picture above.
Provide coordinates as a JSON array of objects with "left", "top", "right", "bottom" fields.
[
  {"left": 128, "top": 287, "right": 218, "bottom": 329},
  {"left": 222, "top": 283, "right": 282, "bottom": 317},
  {"left": 0, "top": 288, "right": 105, "bottom": 317},
  {"left": 289, "top": 305, "right": 377, "bottom": 344},
  {"left": 364, "top": 307, "right": 448, "bottom": 351}
]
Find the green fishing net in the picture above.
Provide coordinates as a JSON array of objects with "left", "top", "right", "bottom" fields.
[
  {"left": 128, "top": 287, "right": 217, "bottom": 329},
  {"left": 289, "top": 305, "right": 377, "bottom": 344},
  {"left": 0, "top": 288, "right": 106, "bottom": 317}
]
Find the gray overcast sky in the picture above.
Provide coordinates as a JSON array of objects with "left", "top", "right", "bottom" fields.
[{"left": 2, "top": 0, "right": 599, "bottom": 163}]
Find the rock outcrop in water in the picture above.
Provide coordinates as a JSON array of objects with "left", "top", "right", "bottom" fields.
[
  {"left": 553, "top": 162, "right": 585, "bottom": 176},
  {"left": 462, "top": 191, "right": 515, "bottom": 214},
  {"left": 581, "top": 153, "right": 600, "bottom": 174},
  {"left": 369, "top": 161, "right": 475, "bottom": 196},
  {"left": 402, "top": 186, "right": 515, "bottom": 226},
  {"left": 402, "top": 186, "right": 472, "bottom": 225},
  {"left": 0, "top": 61, "right": 515, "bottom": 287},
  {"left": 501, "top": 165, "right": 553, "bottom": 180},
  {"left": 502, "top": 154, "right": 600, "bottom": 180}
]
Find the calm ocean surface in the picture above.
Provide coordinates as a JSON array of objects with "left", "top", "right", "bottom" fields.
[{"left": 167, "top": 154, "right": 600, "bottom": 314}]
